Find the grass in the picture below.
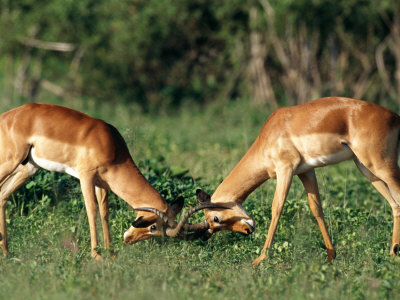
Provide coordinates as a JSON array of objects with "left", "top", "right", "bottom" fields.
[{"left": 1, "top": 98, "right": 400, "bottom": 299}]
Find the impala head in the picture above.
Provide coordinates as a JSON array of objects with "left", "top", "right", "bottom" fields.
[
  {"left": 196, "top": 189, "right": 255, "bottom": 236},
  {"left": 123, "top": 196, "right": 184, "bottom": 244},
  {"left": 123, "top": 196, "right": 227, "bottom": 244}
]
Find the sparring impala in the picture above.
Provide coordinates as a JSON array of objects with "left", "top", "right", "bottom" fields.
[
  {"left": 0, "top": 103, "right": 217, "bottom": 259},
  {"left": 196, "top": 97, "right": 400, "bottom": 266}
]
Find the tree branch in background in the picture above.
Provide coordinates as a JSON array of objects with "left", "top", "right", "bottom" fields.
[
  {"left": 376, "top": 37, "right": 397, "bottom": 101},
  {"left": 376, "top": 9, "right": 400, "bottom": 111},
  {"left": 336, "top": 23, "right": 375, "bottom": 100},
  {"left": 68, "top": 46, "right": 86, "bottom": 95},
  {"left": 249, "top": 6, "right": 277, "bottom": 108},
  {"left": 17, "top": 34, "right": 81, "bottom": 100},
  {"left": 41, "top": 80, "right": 65, "bottom": 97},
  {"left": 19, "top": 38, "right": 76, "bottom": 52},
  {"left": 14, "top": 26, "right": 40, "bottom": 98},
  {"left": 260, "top": 0, "right": 321, "bottom": 105}
]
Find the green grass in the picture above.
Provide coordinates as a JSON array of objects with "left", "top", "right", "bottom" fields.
[{"left": 1, "top": 98, "right": 400, "bottom": 299}]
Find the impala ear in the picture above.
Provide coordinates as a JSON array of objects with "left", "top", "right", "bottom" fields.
[
  {"left": 170, "top": 196, "right": 184, "bottom": 217},
  {"left": 131, "top": 216, "right": 155, "bottom": 228},
  {"left": 196, "top": 189, "right": 211, "bottom": 204}
]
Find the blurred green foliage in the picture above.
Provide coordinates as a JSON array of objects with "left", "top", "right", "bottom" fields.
[
  {"left": 2, "top": 0, "right": 400, "bottom": 111},
  {"left": 1, "top": 99, "right": 400, "bottom": 299},
  {"left": 0, "top": 0, "right": 248, "bottom": 110}
]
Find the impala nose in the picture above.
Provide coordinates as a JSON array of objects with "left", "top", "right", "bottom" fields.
[
  {"left": 123, "top": 230, "right": 130, "bottom": 243},
  {"left": 245, "top": 219, "right": 255, "bottom": 233}
]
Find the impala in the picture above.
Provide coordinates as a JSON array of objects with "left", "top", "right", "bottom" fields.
[
  {"left": 0, "top": 103, "right": 216, "bottom": 259},
  {"left": 196, "top": 97, "right": 400, "bottom": 266}
]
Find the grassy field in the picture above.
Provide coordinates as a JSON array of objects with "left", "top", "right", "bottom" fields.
[{"left": 1, "top": 99, "right": 400, "bottom": 299}]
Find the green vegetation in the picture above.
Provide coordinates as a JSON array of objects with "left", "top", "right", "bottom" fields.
[
  {"left": 2, "top": 0, "right": 400, "bottom": 298},
  {"left": 1, "top": 0, "right": 400, "bottom": 110},
  {"left": 1, "top": 99, "right": 400, "bottom": 299}
]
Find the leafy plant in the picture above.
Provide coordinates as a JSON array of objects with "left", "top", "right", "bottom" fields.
[{"left": 1, "top": 98, "right": 400, "bottom": 299}]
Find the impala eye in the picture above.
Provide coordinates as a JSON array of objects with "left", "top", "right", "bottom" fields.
[
  {"left": 150, "top": 224, "right": 156, "bottom": 231},
  {"left": 214, "top": 216, "right": 219, "bottom": 223}
]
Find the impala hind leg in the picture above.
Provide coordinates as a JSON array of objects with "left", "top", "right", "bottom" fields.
[
  {"left": 0, "top": 144, "right": 32, "bottom": 184},
  {"left": 80, "top": 175, "right": 102, "bottom": 260},
  {"left": 353, "top": 156, "right": 400, "bottom": 256},
  {"left": 253, "top": 168, "right": 294, "bottom": 267},
  {"left": 372, "top": 180, "right": 400, "bottom": 256},
  {"left": 0, "top": 162, "right": 39, "bottom": 256},
  {"left": 298, "top": 170, "right": 336, "bottom": 261},
  {"left": 373, "top": 173, "right": 400, "bottom": 256},
  {"left": 95, "top": 187, "right": 113, "bottom": 256}
]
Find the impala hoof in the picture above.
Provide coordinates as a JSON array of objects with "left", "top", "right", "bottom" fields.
[
  {"left": 391, "top": 244, "right": 400, "bottom": 256},
  {"left": 91, "top": 251, "right": 103, "bottom": 260},
  {"left": 200, "top": 229, "right": 213, "bottom": 241},
  {"left": 252, "top": 253, "right": 266, "bottom": 267},
  {"left": 109, "top": 250, "right": 116, "bottom": 260},
  {"left": 327, "top": 249, "right": 337, "bottom": 262}
]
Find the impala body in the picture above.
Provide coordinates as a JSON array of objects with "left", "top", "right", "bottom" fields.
[
  {"left": 197, "top": 97, "right": 400, "bottom": 266},
  {"left": 0, "top": 103, "right": 209, "bottom": 258}
]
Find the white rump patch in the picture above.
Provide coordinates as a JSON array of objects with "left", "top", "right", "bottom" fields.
[
  {"left": 30, "top": 147, "right": 79, "bottom": 179},
  {"left": 295, "top": 148, "right": 354, "bottom": 174}
]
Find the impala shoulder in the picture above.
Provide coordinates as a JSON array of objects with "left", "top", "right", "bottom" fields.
[
  {"left": 19, "top": 102, "right": 60, "bottom": 115},
  {"left": 270, "top": 106, "right": 290, "bottom": 117},
  {"left": 89, "top": 122, "right": 132, "bottom": 164},
  {"left": 16, "top": 102, "right": 41, "bottom": 111}
]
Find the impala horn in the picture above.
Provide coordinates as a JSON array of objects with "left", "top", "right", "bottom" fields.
[
  {"left": 165, "top": 203, "right": 227, "bottom": 237},
  {"left": 184, "top": 220, "right": 209, "bottom": 232},
  {"left": 134, "top": 204, "right": 227, "bottom": 237},
  {"left": 133, "top": 207, "right": 174, "bottom": 227}
]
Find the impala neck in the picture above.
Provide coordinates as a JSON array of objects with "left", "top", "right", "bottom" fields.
[
  {"left": 104, "top": 158, "right": 169, "bottom": 212},
  {"left": 211, "top": 137, "right": 270, "bottom": 204}
]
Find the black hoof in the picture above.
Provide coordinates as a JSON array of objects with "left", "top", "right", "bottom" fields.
[{"left": 393, "top": 244, "right": 400, "bottom": 256}]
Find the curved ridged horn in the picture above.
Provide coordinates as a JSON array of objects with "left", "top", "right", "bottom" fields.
[
  {"left": 165, "top": 203, "right": 227, "bottom": 237},
  {"left": 183, "top": 220, "right": 209, "bottom": 232},
  {"left": 178, "top": 222, "right": 213, "bottom": 241},
  {"left": 133, "top": 207, "right": 173, "bottom": 226},
  {"left": 175, "top": 227, "right": 211, "bottom": 241},
  {"left": 133, "top": 207, "right": 209, "bottom": 231}
]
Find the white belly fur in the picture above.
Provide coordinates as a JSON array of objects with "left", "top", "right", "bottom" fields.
[
  {"left": 295, "top": 148, "right": 354, "bottom": 175},
  {"left": 30, "top": 147, "right": 80, "bottom": 179}
]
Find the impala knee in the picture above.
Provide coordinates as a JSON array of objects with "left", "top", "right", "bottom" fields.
[
  {"left": 0, "top": 201, "right": 6, "bottom": 214},
  {"left": 100, "top": 209, "right": 109, "bottom": 220},
  {"left": 390, "top": 203, "right": 400, "bottom": 217}
]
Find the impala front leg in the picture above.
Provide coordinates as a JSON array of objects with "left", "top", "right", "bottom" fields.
[
  {"left": 0, "top": 162, "right": 39, "bottom": 256},
  {"left": 0, "top": 199, "right": 8, "bottom": 256},
  {"left": 253, "top": 168, "right": 294, "bottom": 267},
  {"left": 95, "top": 187, "right": 114, "bottom": 257},
  {"left": 391, "top": 213, "right": 400, "bottom": 255},
  {"left": 81, "top": 175, "right": 102, "bottom": 260},
  {"left": 298, "top": 170, "right": 336, "bottom": 261}
]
